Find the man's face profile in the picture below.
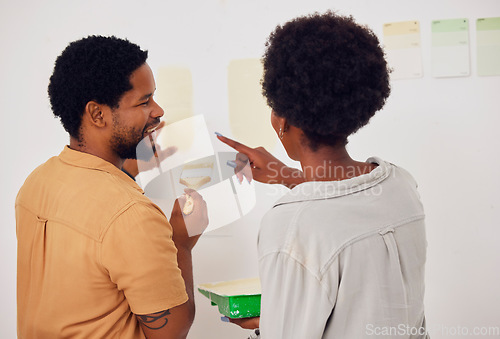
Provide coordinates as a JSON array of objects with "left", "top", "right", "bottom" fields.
[{"left": 108, "top": 63, "right": 164, "bottom": 160}]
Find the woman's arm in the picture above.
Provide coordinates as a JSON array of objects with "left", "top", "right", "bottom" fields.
[{"left": 216, "top": 134, "right": 305, "bottom": 189}]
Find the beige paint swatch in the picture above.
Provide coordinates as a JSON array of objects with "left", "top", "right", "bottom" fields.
[
  {"left": 155, "top": 67, "right": 195, "bottom": 151},
  {"left": 383, "top": 21, "right": 423, "bottom": 80},
  {"left": 156, "top": 115, "right": 214, "bottom": 166},
  {"left": 156, "top": 67, "right": 194, "bottom": 124},
  {"left": 228, "top": 59, "right": 277, "bottom": 150}
]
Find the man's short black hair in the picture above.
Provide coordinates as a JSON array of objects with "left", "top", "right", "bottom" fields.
[
  {"left": 262, "top": 11, "right": 391, "bottom": 150},
  {"left": 48, "top": 35, "right": 148, "bottom": 139}
]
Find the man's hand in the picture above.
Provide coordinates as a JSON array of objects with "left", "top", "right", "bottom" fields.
[
  {"left": 216, "top": 134, "right": 305, "bottom": 189},
  {"left": 170, "top": 189, "right": 209, "bottom": 251}
]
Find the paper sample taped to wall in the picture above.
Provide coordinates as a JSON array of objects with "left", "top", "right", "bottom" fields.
[
  {"left": 477, "top": 17, "right": 500, "bottom": 76},
  {"left": 156, "top": 66, "right": 194, "bottom": 124},
  {"left": 228, "top": 59, "right": 277, "bottom": 150},
  {"left": 383, "top": 20, "right": 423, "bottom": 80},
  {"left": 431, "top": 18, "right": 470, "bottom": 78}
]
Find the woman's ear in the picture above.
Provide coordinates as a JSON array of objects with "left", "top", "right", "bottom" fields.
[{"left": 282, "top": 118, "right": 290, "bottom": 133}]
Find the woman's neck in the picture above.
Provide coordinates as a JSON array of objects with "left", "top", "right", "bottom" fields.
[{"left": 299, "top": 145, "right": 377, "bottom": 182}]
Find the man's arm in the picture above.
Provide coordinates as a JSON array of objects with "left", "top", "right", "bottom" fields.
[
  {"left": 136, "top": 246, "right": 195, "bottom": 338},
  {"left": 136, "top": 308, "right": 190, "bottom": 339},
  {"left": 136, "top": 190, "right": 207, "bottom": 338}
]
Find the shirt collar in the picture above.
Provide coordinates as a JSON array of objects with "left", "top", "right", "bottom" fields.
[
  {"left": 273, "top": 157, "right": 392, "bottom": 208},
  {"left": 58, "top": 146, "right": 144, "bottom": 193}
]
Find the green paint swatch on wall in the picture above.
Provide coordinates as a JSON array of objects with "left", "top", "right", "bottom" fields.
[
  {"left": 431, "top": 18, "right": 470, "bottom": 78},
  {"left": 477, "top": 17, "right": 500, "bottom": 76}
]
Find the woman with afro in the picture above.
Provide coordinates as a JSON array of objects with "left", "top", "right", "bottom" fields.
[{"left": 218, "top": 11, "right": 429, "bottom": 339}]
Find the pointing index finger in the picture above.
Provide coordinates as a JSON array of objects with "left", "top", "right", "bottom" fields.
[{"left": 215, "top": 133, "right": 253, "bottom": 154}]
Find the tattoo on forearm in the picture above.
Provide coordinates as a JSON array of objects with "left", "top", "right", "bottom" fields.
[{"left": 137, "top": 309, "right": 171, "bottom": 330}]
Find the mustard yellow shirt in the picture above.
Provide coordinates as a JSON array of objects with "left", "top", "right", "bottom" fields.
[{"left": 16, "top": 146, "right": 188, "bottom": 338}]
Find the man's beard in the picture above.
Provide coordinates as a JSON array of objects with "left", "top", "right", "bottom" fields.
[
  {"left": 110, "top": 111, "right": 145, "bottom": 160},
  {"left": 110, "top": 126, "right": 143, "bottom": 160},
  {"left": 110, "top": 112, "right": 160, "bottom": 160}
]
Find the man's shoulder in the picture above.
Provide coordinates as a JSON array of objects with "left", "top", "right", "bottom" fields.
[
  {"left": 20, "top": 153, "right": 141, "bottom": 200},
  {"left": 16, "top": 155, "right": 62, "bottom": 202},
  {"left": 16, "top": 154, "right": 158, "bottom": 241}
]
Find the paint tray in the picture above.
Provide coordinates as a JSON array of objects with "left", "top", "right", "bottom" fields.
[{"left": 197, "top": 277, "right": 261, "bottom": 319}]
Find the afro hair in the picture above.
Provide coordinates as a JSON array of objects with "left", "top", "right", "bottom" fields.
[
  {"left": 48, "top": 35, "right": 148, "bottom": 139},
  {"left": 262, "top": 11, "right": 391, "bottom": 150}
]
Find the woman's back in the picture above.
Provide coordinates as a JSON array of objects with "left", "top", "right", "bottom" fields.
[{"left": 257, "top": 159, "right": 428, "bottom": 338}]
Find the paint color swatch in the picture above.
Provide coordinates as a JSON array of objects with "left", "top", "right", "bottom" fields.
[
  {"left": 477, "top": 17, "right": 500, "bottom": 76},
  {"left": 227, "top": 59, "right": 276, "bottom": 150},
  {"left": 154, "top": 115, "right": 214, "bottom": 171},
  {"left": 431, "top": 18, "right": 470, "bottom": 78},
  {"left": 383, "top": 21, "right": 423, "bottom": 80},
  {"left": 156, "top": 67, "right": 194, "bottom": 124}
]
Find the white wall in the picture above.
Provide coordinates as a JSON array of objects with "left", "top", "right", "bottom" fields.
[{"left": 1, "top": 0, "right": 499, "bottom": 338}]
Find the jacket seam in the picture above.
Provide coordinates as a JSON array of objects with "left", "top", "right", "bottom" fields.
[
  {"left": 319, "top": 214, "right": 425, "bottom": 277},
  {"left": 97, "top": 200, "right": 168, "bottom": 276},
  {"left": 15, "top": 202, "right": 100, "bottom": 241},
  {"left": 258, "top": 250, "right": 337, "bottom": 306}
]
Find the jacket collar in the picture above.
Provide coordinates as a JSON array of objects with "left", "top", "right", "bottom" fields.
[
  {"left": 273, "top": 157, "right": 392, "bottom": 208},
  {"left": 58, "top": 146, "right": 144, "bottom": 193}
]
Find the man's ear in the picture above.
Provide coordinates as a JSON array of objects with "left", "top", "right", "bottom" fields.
[{"left": 84, "top": 101, "right": 106, "bottom": 128}]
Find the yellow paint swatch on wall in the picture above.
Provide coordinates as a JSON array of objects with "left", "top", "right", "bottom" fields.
[
  {"left": 155, "top": 115, "right": 214, "bottom": 169},
  {"left": 156, "top": 67, "right": 194, "bottom": 124},
  {"left": 155, "top": 67, "right": 195, "bottom": 151},
  {"left": 383, "top": 21, "right": 423, "bottom": 80},
  {"left": 228, "top": 59, "right": 277, "bottom": 150}
]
